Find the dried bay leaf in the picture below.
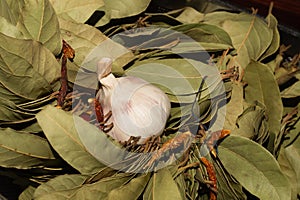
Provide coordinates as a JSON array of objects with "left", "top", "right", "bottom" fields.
[
  {"left": 36, "top": 106, "right": 105, "bottom": 174},
  {"left": 17, "top": 0, "right": 62, "bottom": 55},
  {"left": 212, "top": 158, "right": 247, "bottom": 200},
  {"left": 49, "top": 0, "right": 104, "bottom": 24},
  {"left": 0, "top": 16, "right": 23, "bottom": 38},
  {"left": 0, "top": 146, "right": 44, "bottom": 169},
  {"left": 219, "top": 135, "right": 291, "bottom": 200},
  {"left": 19, "top": 186, "right": 36, "bottom": 200},
  {"left": 0, "top": 0, "right": 23, "bottom": 25},
  {"left": 223, "top": 83, "right": 244, "bottom": 131},
  {"left": 95, "top": 0, "right": 151, "bottom": 26},
  {"left": 244, "top": 61, "right": 283, "bottom": 151},
  {"left": 73, "top": 174, "right": 133, "bottom": 199},
  {"left": 108, "top": 173, "right": 151, "bottom": 200},
  {"left": 281, "top": 81, "right": 300, "bottom": 98},
  {"left": 0, "top": 128, "right": 54, "bottom": 159},
  {"left": 204, "top": 12, "right": 273, "bottom": 68},
  {"left": 233, "top": 102, "right": 269, "bottom": 144},
  {"left": 0, "top": 97, "right": 35, "bottom": 122},
  {"left": 278, "top": 144, "right": 300, "bottom": 200},
  {"left": 113, "top": 23, "right": 233, "bottom": 53},
  {"left": 259, "top": 14, "right": 280, "bottom": 61},
  {"left": 59, "top": 17, "right": 107, "bottom": 67},
  {"left": 0, "top": 33, "right": 61, "bottom": 103},
  {"left": 143, "top": 167, "right": 183, "bottom": 200},
  {"left": 34, "top": 174, "right": 88, "bottom": 199},
  {"left": 82, "top": 44, "right": 134, "bottom": 73},
  {"left": 126, "top": 58, "right": 224, "bottom": 103},
  {"left": 175, "top": 7, "right": 204, "bottom": 24}
]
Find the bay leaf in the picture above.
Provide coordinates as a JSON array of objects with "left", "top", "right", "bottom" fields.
[
  {"left": 0, "top": 146, "right": 44, "bottom": 169},
  {"left": 219, "top": 135, "right": 291, "bottom": 200},
  {"left": 0, "top": 33, "right": 61, "bottom": 103},
  {"left": 281, "top": 81, "right": 300, "bottom": 98},
  {"left": 278, "top": 143, "right": 300, "bottom": 200},
  {"left": 0, "top": 0, "right": 23, "bottom": 25},
  {"left": 244, "top": 61, "right": 283, "bottom": 149},
  {"left": 0, "top": 16, "right": 23, "bottom": 38},
  {"left": 233, "top": 102, "right": 269, "bottom": 144},
  {"left": 259, "top": 14, "right": 280, "bottom": 61},
  {"left": 80, "top": 37, "right": 134, "bottom": 73},
  {"left": 73, "top": 174, "right": 133, "bottom": 199},
  {"left": 113, "top": 24, "right": 233, "bottom": 53},
  {"left": 49, "top": 0, "right": 104, "bottom": 24},
  {"left": 36, "top": 106, "right": 105, "bottom": 174},
  {"left": 125, "top": 58, "right": 224, "bottom": 103},
  {"left": 34, "top": 174, "right": 88, "bottom": 199},
  {"left": 144, "top": 167, "right": 183, "bottom": 200},
  {"left": 204, "top": 12, "right": 273, "bottom": 69},
  {"left": 108, "top": 173, "right": 151, "bottom": 200},
  {"left": 223, "top": 82, "right": 244, "bottom": 131},
  {"left": 176, "top": 7, "right": 204, "bottom": 24},
  {"left": 19, "top": 186, "right": 36, "bottom": 200},
  {"left": 0, "top": 128, "right": 55, "bottom": 159},
  {"left": 95, "top": 0, "right": 151, "bottom": 26},
  {"left": 212, "top": 157, "right": 247, "bottom": 200},
  {"left": 17, "top": 0, "right": 62, "bottom": 55},
  {"left": 0, "top": 97, "right": 35, "bottom": 122},
  {"left": 59, "top": 17, "right": 107, "bottom": 67}
]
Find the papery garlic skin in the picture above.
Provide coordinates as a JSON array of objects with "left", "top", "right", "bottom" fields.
[{"left": 96, "top": 58, "right": 171, "bottom": 143}]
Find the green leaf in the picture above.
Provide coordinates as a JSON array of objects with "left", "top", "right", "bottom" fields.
[
  {"left": 259, "top": 14, "right": 280, "bottom": 61},
  {"left": 36, "top": 106, "right": 105, "bottom": 174},
  {"left": 34, "top": 174, "right": 88, "bottom": 199},
  {"left": 95, "top": 0, "right": 151, "bottom": 26},
  {"left": 0, "top": 33, "right": 61, "bottom": 103},
  {"left": 219, "top": 135, "right": 291, "bottom": 200},
  {"left": 49, "top": 0, "right": 104, "bottom": 23},
  {"left": 244, "top": 61, "right": 283, "bottom": 148},
  {"left": 17, "top": 0, "right": 62, "bottom": 55},
  {"left": 59, "top": 17, "right": 107, "bottom": 66},
  {"left": 144, "top": 167, "right": 183, "bottom": 200},
  {"left": 108, "top": 173, "right": 151, "bottom": 200},
  {"left": 0, "top": 128, "right": 55, "bottom": 159},
  {"left": 205, "top": 12, "right": 273, "bottom": 68},
  {"left": 19, "top": 186, "right": 36, "bottom": 200}
]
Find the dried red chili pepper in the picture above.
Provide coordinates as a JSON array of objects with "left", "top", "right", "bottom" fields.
[
  {"left": 200, "top": 157, "right": 217, "bottom": 200},
  {"left": 205, "top": 129, "right": 230, "bottom": 158},
  {"left": 57, "top": 40, "right": 75, "bottom": 107},
  {"left": 144, "top": 131, "right": 193, "bottom": 168},
  {"left": 94, "top": 98, "right": 104, "bottom": 130}
]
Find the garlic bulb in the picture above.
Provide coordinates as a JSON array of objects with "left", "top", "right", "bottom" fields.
[{"left": 96, "top": 58, "right": 171, "bottom": 142}]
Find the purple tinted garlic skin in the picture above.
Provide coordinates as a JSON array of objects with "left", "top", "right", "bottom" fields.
[{"left": 96, "top": 58, "right": 171, "bottom": 143}]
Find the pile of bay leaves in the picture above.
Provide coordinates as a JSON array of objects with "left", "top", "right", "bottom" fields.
[{"left": 0, "top": 0, "right": 299, "bottom": 199}]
